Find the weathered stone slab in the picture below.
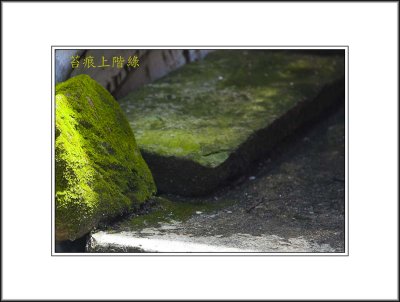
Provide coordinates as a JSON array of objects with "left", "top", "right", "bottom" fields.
[
  {"left": 119, "top": 50, "right": 344, "bottom": 196},
  {"left": 55, "top": 75, "right": 156, "bottom": 241},
  {"left": 88, "top": 231, "right": 335, "bottom": 253}
]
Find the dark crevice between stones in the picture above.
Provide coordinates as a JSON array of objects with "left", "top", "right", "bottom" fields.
[
  {"left": 286, "top": 49, "right": 345, "bottom": 57},
  {"left": 55, "top": 234, "right": 89, "bottom": 253},
  {"left": 182, "top": 50, "right": 191, "bottom": 64}
]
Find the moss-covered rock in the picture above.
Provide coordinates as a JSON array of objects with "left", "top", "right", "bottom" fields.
[
  {"left": 55, "top": 75, "right": 156, "bottom": 241},
  {"left": 119, "top": 50, "right": 345, "bottom": 196}
]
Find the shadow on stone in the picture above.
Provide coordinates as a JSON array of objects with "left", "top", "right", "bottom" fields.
[{"left": 55, "top": 234, "right": 89, "bottom": 253}]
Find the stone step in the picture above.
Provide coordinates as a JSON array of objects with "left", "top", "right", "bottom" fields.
[
  {"left": 87, "top": 231, "right": 334, "bottom": 253},
  {"left": 119, "top": 50, "right": 345, "bottom": 196},
  {"left": 86, "top": 105, "right": 345, "bottom": 254}
]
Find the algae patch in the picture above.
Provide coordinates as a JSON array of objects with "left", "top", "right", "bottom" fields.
[
  {"left": 55, "top": 75, "right": 156, "bottom": 241},
  {"left": 113, "top": 196, "right": 234, "bottom": 231}
]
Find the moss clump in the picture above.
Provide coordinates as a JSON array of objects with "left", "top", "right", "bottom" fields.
[{"left": 55, "top": 75, "right": 156, "bottom": 241}]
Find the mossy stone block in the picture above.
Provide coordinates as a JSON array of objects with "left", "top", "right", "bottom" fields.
[
  {"left": 119, "top": 50, "right": 345, "bottom": 196},
  {"left": 55, "top": 75, "right": 156, "bottom": 241}
]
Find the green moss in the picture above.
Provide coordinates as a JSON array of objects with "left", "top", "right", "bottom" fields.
[
  {"left": 55, "top": 75, "right": 156, "bottom": 241},
  {"left": 115, "top": 196, "right": 234, "bottom": 230},
  {"left": 119, "top": 50, "right": 344, "bottom": 168}
]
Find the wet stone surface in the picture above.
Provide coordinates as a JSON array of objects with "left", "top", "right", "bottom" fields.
[
  {"left": 119, "top": 50, "right": 345, "bottom": 196},
  {"left": 88, "top": 105, "right": 345, "bottom": 253}
]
